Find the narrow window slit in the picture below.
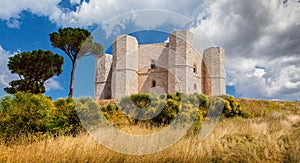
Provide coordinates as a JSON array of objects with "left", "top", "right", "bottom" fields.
[{"left": 152, "top": 81, "right": 156, "bottom": 87}]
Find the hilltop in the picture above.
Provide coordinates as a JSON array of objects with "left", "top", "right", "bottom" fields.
[{"left": 0, "top": 94, "right": 299, "bottom": 162}]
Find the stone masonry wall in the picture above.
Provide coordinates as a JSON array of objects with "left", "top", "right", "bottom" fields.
[
  {"left": 138, "top": 43, "right": 169, "bottom": 94},
  {"left": 203, "top": 47, "right": 226, "bottom": 96},
  {"left": 168, "top": 30, "right": 195, "bottom": 94},
  {"left": 94, "top": 54, "right": 112, "bottom": 100},
  {"left": 111, "top": 35, "right": 139, "bottom": 100}
]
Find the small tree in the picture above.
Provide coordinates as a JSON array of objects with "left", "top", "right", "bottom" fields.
[
  {"left": 49, "top": 27, "right": 103, "bottom": 97},
  {"left": 4, "top": 50, "right": 64, "bottom": 94}
]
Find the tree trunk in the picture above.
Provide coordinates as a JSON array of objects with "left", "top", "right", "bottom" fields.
[{"left": 68, "top": 60, "right": 77, "bottom": 97}]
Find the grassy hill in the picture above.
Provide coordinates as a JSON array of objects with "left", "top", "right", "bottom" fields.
[
  {"left": 237, "top": 98, "right": 300, "bottom": 117},
  {"left": 0, "top": 97, "right": 299, "bottom": 162}
]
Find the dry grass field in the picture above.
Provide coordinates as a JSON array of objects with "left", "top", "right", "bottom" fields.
[{"left": 0, "top": 99, "right": 299, "bottom": 162}]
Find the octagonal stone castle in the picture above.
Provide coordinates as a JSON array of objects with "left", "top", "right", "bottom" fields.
[{"left": 94, "top": 30, "right": 225, "bottom": 100}]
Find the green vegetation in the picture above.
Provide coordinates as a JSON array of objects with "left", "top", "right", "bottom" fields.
[
  {"left": 237, "top": 98, "right": 299, "bottom": 117},
  {"left": 4, "top": 50, "right": 64, "bottom": 94},
  {"left": 0, "top": 93, "right": 81, "bottom": 143},
  {"left": 101, "top": 93, "right": 251, "bottom": 128},
  {"left": 0, "top": 92, "right": 250, "bottom": 143},
  {"left": 0, "top": 93, "right": 55, "bottom": 142},
  {"left": 0, "top": 93, "right": 299, "bottom": 162}
]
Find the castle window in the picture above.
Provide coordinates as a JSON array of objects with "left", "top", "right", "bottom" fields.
[
  {"left": 193, "top": 64, "right": 197, "bottom": 73},
  {"left": 194, "top": 84, "right": 197, "bottom": 90},
  {"left": 150, "top": 59, "right": 156, "bottom": 69},
  {"left": 193, "top": 66, "right": 197, "bottom": 73},
  {"left": 151, "top": 63, "right": 156, "bottom": 69},
  {"left": 152, "top": 81, "right": 156, "bottom": 87}
]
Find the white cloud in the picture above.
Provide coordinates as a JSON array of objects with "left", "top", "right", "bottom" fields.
[
  {"left": 100, "top": 10, "right": 193, "bottom": 39},
  {"left": 0, "top": 0, "right": 61, "bottom": 19},
  {"left": 0, "top": 0, "right": 203, "bottom": 29},
  {"left": 0, "top": 46, "right": 18, "bottom": 90},
  {"left": 0, "top": 0, "right": 61, "bottom": 27},
  {"left": 45, "top": 78, "right": 63, "bottom": 91},
  {"left": 190, "top": 0, "right": 300, "bottom": 100},
  {"left": 0, "top": 0, "right": 206, "bottom": 34},
  {"left": 233, "top": 57, "right": 300, "bottom": 100},
  {"left": 6, "top": 17, "right": 21, "bottom": 29},
  {"left": 49, "top": 0, "right": 206, "bottom": 30},
  {"left": 70, "top": 0, "right": 81, "bottom": 5}
]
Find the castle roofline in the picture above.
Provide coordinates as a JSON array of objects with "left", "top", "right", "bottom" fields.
[{"left": 138, "top": 42, "right": 169, "bottom": 47}]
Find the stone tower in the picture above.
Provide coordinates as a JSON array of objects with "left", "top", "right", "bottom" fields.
[
  {"left": 168, "top": 30, "right": 198, "bottom": 94},
  {"left": 111, "top": 35, "right": 139, "bottom": 100},
  {"left": 94, "top": 54, "right": 112, "bottom": 100},
  {"left": 203, "top": 47, "right": 225, "bottom": 96}
]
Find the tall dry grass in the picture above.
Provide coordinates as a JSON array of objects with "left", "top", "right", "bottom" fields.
[{"left": 0, "top": 113, "right": 299, "bottom": 162}]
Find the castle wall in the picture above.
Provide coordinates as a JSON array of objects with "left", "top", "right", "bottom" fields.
[
  {"left": 137, "top": 43, "right": 169, "bottom": 94},
  {"left": 190, "top": 46, "right": 203, "bottom": 94},
  {"left": 138, "top": 68, "right": 168, "bottom": 94}
]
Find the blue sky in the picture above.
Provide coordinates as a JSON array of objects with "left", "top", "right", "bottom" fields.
[
  {"left": 0, "top": 11, "right": 69, "bottom": 99},
  {"left": 0, "top": 0, "right": 299, "bottom": 100}
]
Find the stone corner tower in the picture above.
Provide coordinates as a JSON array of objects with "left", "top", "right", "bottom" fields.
[
  {"left": 168, "top": 30, "right": 195, "bottom": 94},
  {"left": 94, "top": 53, "right": 113, "bottom": 100},
  {"left": 202, "top": 47, "right": 226, "bottom": 96},
  {"left": 111, "top": 34, "right": 139, "bottom": 100}
]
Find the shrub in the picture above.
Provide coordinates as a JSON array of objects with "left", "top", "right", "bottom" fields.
[
  {"left": 151, "top": 99, "right": 179, "bottom": 125},
  {"left": 100, "top": 93, "right": 251, "bottom": 128},
  {"left": 130, "top": 94, "right": 151, "bottom": 108},
  {"left": 101, "top": 102, "right": 134, "bottom": 125},
  {"left": 188, "top": 110, "right": 205, "bottom": 134},
  {"left": 51, "top": 98, "right": 82, "bottom": 136},
  {"left": 207, "top": 97, "right": 226, "bottom": 118},
  {"left": 219, "top": 95, "right": 252, "bottom": 118},
  {"left": 0, "top": 92, "right": 55, "bottom": 141},
  {"left": 0, "top": 94, "right": 105, "bottom": 141},
  {"left": 167, "top": 92, "right": 182, "bottom": 102},
  {"left": 197, "top": 94, "right": 209, "bottom": 109},
  {"left": 75, "top": 97, "right": 107, "bottom": 130}
]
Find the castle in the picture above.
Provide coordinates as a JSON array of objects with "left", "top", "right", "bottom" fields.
[{"left": 94, "top": 30, "right": 225, "bottom": 100}]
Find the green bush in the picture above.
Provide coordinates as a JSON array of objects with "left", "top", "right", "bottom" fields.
[
  {"left": 116, "top": 93, "right": 203, "bottom": 126},
  {"left": 197, "top": 94, "right": 210, "bottom": 109},
  {"left": 188, "top": 110, "right": 205, "bottom": 134},
  {"left": 167, "top": 92, "right": 182, "bottom": 102},
  {"left": 151, "top": 99, "right": 179, "bottom": 125},
  {"left": 219, "top": 95, "right": 252, "bottom": 118},
  {"left": 0, "top": 93, "right": 103, "bottom": 142},
  {"left": 51, "top": 98, "right": 82, "bottom": 136},
  {"left": 0, "top": 93, "right": 55, "bottom": 141},
  {"left": 130, "top": 94, "right": 151, "bottom": 108},
  {"left": 101, "top": 93, "right": 251, "bottom": 129},
  {"left": 75, "top": 97, "right": 107, "bottom": 129}
]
